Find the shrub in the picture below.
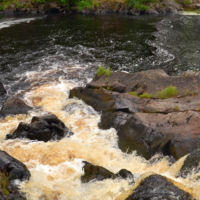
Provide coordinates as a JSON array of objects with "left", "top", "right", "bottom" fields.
[
  {"left": 157, "top": 86, "right": 178, "bottom": 99},
  {"left": 128, "top": 0, "right": 149, "bottom": 10},
  {"left": 139, "top": 93, "right": 153, "bottom": 98},
  {"left": 0, "top": 4, "right": 4, "bottom": 10},
  {"left": 77, "top": 0, "right": 92, "bottom": 10},
  {"left": 96, "top": 66, "right": 111, "bottom": 77}
]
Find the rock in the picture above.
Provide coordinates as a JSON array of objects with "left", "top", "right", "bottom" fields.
[
  {"left": 70, "top": 69, "right": 200, "bottom": 160},
  {"left": 115, "top": 169, "right": 134, "bottom": 180},
  {"left": 1, "top": 97, "right": 32, "bottom": 116},
  {"left": 178, "top": 149, "right": 200, "bottom": 178},
  {"left": 0, "top": 82, "right": 6, "bottom": 96},
  {"left": 6, "top": 114, "right": 73, "bottom": 142},
  {"left": 43, "top": 2, "right": 60, "bottom": 13},
  {"left": 110, "top": 81, "right": 126, "bottom": 93},
  {"left": 116, "top": 173, "right": 194, "bottom": 200},
  {"left": 81, "top": 161, "right": 116, "bottom": 183},
  {"left": 0, "top": 150, "right": 30, "bottom": 200},
  {"left": 0, "top": 150, "right": 30, "bottom": 181},
  {"left": 81, "top": 161, "right": 134, "bottom": 183},
  {"left": 3, "top": 4, "right": 16, "bottom": 14}
]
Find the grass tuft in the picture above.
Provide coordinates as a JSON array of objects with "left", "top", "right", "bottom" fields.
[
  {"left": 129, "top": 91, "right": 138, "bottom": 96},
  {"left": 157, "top": 86, "right": 178, "bottom": 99},
  {"left": 96, "top": 66, "right": 111, "bottom": 77},
  {"left": 139, "top": 93, "right": 153, "bottom": 98}
]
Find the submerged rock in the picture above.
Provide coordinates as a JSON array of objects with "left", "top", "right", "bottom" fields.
[
  {"left": 6, "top": 114, "right": 73, "bottom": 142},
  {"left": 70, "top": 69, "right": 200, "bottom": 160},
  {"left": 81, "top": 161, "right": 134, "bottom": 183},
  {"left": 116, "top": 173, "right": 195, "bottom": 200},
  {"left": 0, "top": 150, "right": 30, "bottom": 200},
  {"left": 0, "top": 97, "right": 32, "bottom": 116}
]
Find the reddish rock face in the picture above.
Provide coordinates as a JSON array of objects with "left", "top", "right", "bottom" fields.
[{"left": 70, "top": 69, "right": 200, "bottom": 160}]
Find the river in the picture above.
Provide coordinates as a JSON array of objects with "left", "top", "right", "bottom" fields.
[{"left": 0, "top": 13, "right": 200, "bottom": 200}]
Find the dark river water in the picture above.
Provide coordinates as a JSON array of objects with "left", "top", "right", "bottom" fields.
[
  {"left": 1, "top": 12, "right": 200, "bottom": 200},
  {"left": 1, "top": 13, "right": 200, "bottom": 93}
]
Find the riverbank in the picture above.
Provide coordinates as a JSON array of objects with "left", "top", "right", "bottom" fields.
[{"left": 0, "top": 0, "right": 186, "bottom": 16}]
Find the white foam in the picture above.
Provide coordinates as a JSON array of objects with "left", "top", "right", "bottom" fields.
[{"left": 0, "top": 17, "right": 42, "bottom": 30}]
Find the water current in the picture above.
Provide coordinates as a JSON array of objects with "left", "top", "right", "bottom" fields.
[{"left": 0, "top": 12, "right": 200, "bottom": 199}]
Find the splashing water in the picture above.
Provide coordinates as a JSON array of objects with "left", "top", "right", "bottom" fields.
[{"left": 1, "top": 14, "right": 200, "bottom": 200}]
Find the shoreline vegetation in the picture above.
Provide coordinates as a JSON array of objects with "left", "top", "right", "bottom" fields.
[{"left": 0, "top": 0, "right": 200, "bottom": 16}]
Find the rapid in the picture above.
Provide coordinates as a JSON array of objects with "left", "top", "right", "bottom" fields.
[{"left": 1, "top": 13, "right": 200, "bottom": 199}]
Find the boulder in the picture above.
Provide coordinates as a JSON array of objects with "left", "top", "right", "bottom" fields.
[
  {"left": 178, "top": 149, "right": 200, "bottom": 178},
  {"left": 81, "top": 161, "right": 116, "bottom": 183},
  {"left": 6, "top": 114, "right": 73, "bottom": 142},
  {"left": 81, "top": 161, "right": 134, "bottom": 183},
  {"left": 1, "top": 97, "right": 32, "bottom": 116},
  {"left": 70, "top": 70, "right": 200, "bottom": 160},
  {"left": 0, "top": 150, "right": 30, "bottom": 181},
  {"left": 0, "top": 150, "right": 30, "bottom": 200},
  {"left": 115, "top": 169, "right": 134, "bottom": 180},
  {"left": 116, "top": 173, "right": 194, "bottom": 200}
]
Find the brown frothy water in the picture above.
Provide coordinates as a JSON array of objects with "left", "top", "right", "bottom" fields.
[{"left": 0, "top": 70, "right": 200, "bottom": 200}]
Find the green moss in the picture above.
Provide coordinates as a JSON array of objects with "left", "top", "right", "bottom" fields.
[
  {"left": 96, "top": 66, "right": 111, "bottom": 77},
  {"left": 139, "top": 93, "right": 153, "bottom": 98},
  {"left": 129, "top": 91, "right": 153, "bottom": 98},
  {"left": 0, "top": 173, "right": 9, "bottom": 196},
  {"left": 174, "top": 106, "right": 179, "bottom": 111},
  {"left": 129, "top": 91, "right": 138, "bottom": 96},
  {"left": 156, "top": 86, "right": 178, "bottom": 99}
]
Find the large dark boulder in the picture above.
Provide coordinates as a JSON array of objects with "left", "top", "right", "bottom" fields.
[
  {"left": 1, "top": 97, "right": 32, "bottom": 116},
  {"left": 178, "top": 149, "right": 200, "bottom": 178},
  {"left": 118, "top": 174, "right": 195, "bottom": 200},
  {"left": 70, "top": 69, "right": 200, "bottom": 160},
  {"left": 6, "top": 114, "right": 73, "bottom": 142},
  {"left": 0, "top": 150, "right": 30, "bottom": 200},
  {"left": 81, "top": 161, "right": 134, "bottom": 183}
]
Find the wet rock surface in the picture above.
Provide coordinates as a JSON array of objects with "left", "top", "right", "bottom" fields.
[
  {"left": 178, "top": 149, "right": 200, "bottom": 178},
  {"left": 6, "top": 114, "right": 73, "bottom": 142},
  {"left": 70, "top": 69, "right": 200, "bottom": 160},
  {"left": 81, "top": 161, "right": 134, "bottom": 183},
  {"left": 0, "top": 81, "right": 7, "bottom": 108},
  {"left": 0, "top": 150, "right": 30, "bottom": 200},
  {"left": 0, "top": 97, "right": 32, "bottom": 116},
  {"left": 123, "top": 174, "right": 194, "bottom": 200},
  {"left": 0, "top": 82, "right": 6, "bottom": 96},
  {"left": 0, "top": 150, "right": 30, "bottom": 181}
]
